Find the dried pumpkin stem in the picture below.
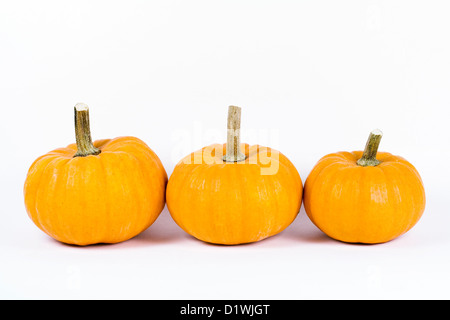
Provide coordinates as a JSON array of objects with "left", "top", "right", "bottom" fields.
[
  {"left": 356, "top": 129, "right": 383, "bottom": 167},
  {"left": 73, "top": 103, "right": 101, "bottom": 158},
  {"left": 223, "top": 105, "right": 246, "bottom": 162}
]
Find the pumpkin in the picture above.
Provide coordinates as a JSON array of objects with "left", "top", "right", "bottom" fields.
[
  {"left": 24, "top": 103, "right": 167, "bottom": 246},
  {"left": 303, "top": 129, "right": 426, "bottom": 244},
  {"left": 166, "top": 106, "right": 302, "bottom": 245}
]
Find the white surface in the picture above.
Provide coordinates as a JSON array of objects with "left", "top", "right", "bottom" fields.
[{"left": 1, "top": 0, "right": 449, "bottom": 300}]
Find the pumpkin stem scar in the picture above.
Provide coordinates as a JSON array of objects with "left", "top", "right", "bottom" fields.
[
  {"left": 73, "top": 103, "right": 101, "bottom": 158},
  {"left": 223, "top": 105, "right": 247, "bottom": 163},
  {"left": 357, "top": 129, "right": 383, "bottom": 167}
]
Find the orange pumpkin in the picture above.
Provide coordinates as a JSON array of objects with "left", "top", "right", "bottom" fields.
[
  {"left": 303, "top": 129, "right": 426, "bottom": 244},
  {"left": 166, "top": 106, "right": 302, "bottom": 245},
  {"left": 24, "top": 103, "right": 167, "bottom": 246}
]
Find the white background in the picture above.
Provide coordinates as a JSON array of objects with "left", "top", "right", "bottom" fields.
[{"left": 1, "top": 0, "right": 449, "bottom": 300}]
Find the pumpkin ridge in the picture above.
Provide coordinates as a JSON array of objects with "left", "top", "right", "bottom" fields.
[
  {"left": 276, "top": 152, "right": 302, "bottom": 188},
  {"left": 48, "top": 157, "right": 73, "bottom": 243},
  {"left": 99, "top": 136, "right": 141, "bottom": 152},
  {"left": 236, "top": 165, "right": 250, "bottom": 242},
  {"left": 63, "top": 157, "right": 93, "bottom": 244},
  {"left": 167, "top": 164, "right": 204, "bottom": 236},
  {"left": 134, "top": 143, "right": 168, "bottom": 183},
  {"left": 378, "top": 164, "right": 406, "bottom": 242},
  {"left": 226, "top": 165, "right": 243, "bottom": 243},
  {"left": 94, "top": 153, "right": 111, "bottom": 244},
  {"left": 46, "top": 148, "right": 78, "bottom": 158},
  {"left": 306, "top": 161, "right": 348, "bottom": 232},
  {"left": 33, "top": 157, "right": 68, "bottom": 239},
  {"left": 386, "top": 162, "right": 425, "bottom": 235},
  {"left": 268, "top": 153, "right": 302, "bottom": 218},
  {"left": 304, "top": 156, "right": 340, "bottom": 204},
  {"left": 322, "top": 165, "right": 355, "bottom": 241},
  {"left": 358, "top": 165, "right": 391, "bottom": 243},
  {"left": 115, "top": 152, "right": 149, "bottom": 242},
  {"left": 124, "top": 149, "right": 162, "bottom": 236},
  {"left": 185, "top": 165, "right": 213, "bottom": 241},
  {"left": 393, "top": 159, "right": 424, "bottom": 185},
  {"left": 381, "top": 163, "right": 414, "bottom": 240},
  {"left": 329, "top": 165, "right": 362, "bottom": 241},
  {"left": 267, "top": 169, "right": 286, "bottom": 237},
  {"left": 24, "top": 155, "right": 59, "bottom": 233},
  {"left": 120, "top": 152, "right": 147, "bottom": 241}
]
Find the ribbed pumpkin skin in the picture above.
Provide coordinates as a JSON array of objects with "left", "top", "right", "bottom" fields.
[
  {"left": 304, "top": 151, "right": 426, "bottom": 244},
  {"left": 24, "top": 136, "right": 167, "bottom": 246},
  {"left": 166, "top": 143, "right": 302, "bottom": 245}
]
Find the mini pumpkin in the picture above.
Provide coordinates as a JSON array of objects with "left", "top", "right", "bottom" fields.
[
  {"left": 24, "top": 103, "right": 167, "bottom": 245},
  {"left": 303, "top": 129, "right": 426, "bottom": 244},
  {"left": 166, "top": 106, "right": 302, "bottom": 245}
]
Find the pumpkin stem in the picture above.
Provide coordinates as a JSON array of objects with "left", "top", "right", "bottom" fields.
[
  {"left": 356, "top": 129, "right": 383, "bottom": 167},
  {"left": 73, "top": 103, "right": 101, "bottom": 158},
  {"left": 223, "top": 105, "right": 246, "bottom": 162}
]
